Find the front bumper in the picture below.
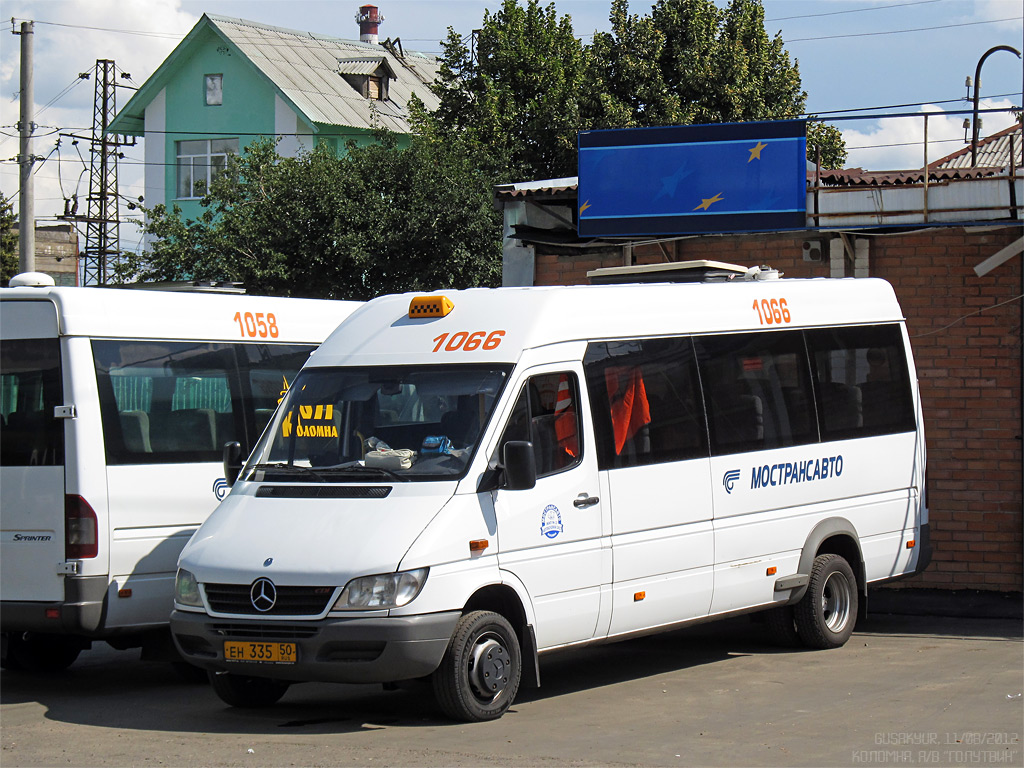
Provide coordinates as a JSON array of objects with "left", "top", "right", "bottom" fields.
[{"left": 170, "top": 609, "right": 461, "bottom": 683}]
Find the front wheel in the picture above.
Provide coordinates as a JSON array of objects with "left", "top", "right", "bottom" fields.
[
  {"left": 208, "top": 671, "right": 290, "bottom": 708},
  {"left": 794, "top": 553, "right": 858, "bottom": 649},
  {"left": 432, "top": 610, "right": 522, "bottom": 722}
]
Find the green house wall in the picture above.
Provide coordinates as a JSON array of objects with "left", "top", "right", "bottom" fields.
[
  {"left": 162, "top": 27, "right": 279, "bottom": 221},
  {"left": 144, "top": 24, "right": 415, "bottom": 221}
]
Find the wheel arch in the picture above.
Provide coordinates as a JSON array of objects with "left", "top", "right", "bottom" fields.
[
  {"left": 790, "top": 518, "right": 866, "bottom": 610},
  {"left": 463, "top": 582, "right": 540, "bottom": 689}
]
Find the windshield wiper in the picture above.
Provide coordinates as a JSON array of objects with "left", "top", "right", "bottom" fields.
[
  {"left": 321, "top": 463, "right": 409, "bottom": 482},
  {"left": 250, "top": 463, "right": 328, "bottom": 483}
]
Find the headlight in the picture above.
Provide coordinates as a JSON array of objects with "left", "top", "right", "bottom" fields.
[
  {"left": 333, "top": 568, "right": 428, "bottom": 611},
  {"left": 174, "top": 568, "right": 203, "bottom": 608}
]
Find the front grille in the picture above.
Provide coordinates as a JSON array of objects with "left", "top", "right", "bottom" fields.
[
  {"left": 204, "top": 583, "right": 336, "bottom": 616},
  {"left": 256, "top": 485, "right": 392, "bottom": 499},
  {"left": 209, "top": 623, "right": 319, "bottom": 640}
]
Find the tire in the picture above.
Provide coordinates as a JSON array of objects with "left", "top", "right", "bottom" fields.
[
  {"left": 4, "top": 633, "right": 83, "bottom": 673},
  {"left": 432, "top": 610, "right": 522, "bottom": 722},
  {"left": 208, "top": 671, "right": 290, "bottom": 708},
  {"left": 794, "top": 553, "right": 858, "bottom": 650},
  {"left": 0, "top": 634, "right": 24, "bottom": 670},
  {"left": 763, "top": 605, "right": 801, "bottom": 647}
]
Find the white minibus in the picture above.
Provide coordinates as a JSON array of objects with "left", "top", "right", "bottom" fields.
[
  {"left": 1, "top": 276, "right": 360, "bottom": 670},
  {"left": 170, "top": 264, "right": 929, "bottom": 721}
]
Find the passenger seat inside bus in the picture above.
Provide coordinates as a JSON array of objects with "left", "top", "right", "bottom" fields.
[
  {"left": 150, "top": 408, "right": 217, "bottom": 452},
  {"left": 119, "top": 410, "right": 152, "bottom": 453}
]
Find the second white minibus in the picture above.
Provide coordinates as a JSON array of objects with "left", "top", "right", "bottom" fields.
[
  {"left": 1, "top": 278, "right": 360, "bottom": 671},
  {"left": 171, "top": 266, "right": 929, "bottom": 720}
]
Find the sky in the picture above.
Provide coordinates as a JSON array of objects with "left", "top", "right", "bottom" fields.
[{"left": 1, "top": 0, "right": 1022, "bottom": 255}]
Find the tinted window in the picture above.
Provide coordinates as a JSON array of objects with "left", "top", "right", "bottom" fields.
[
  {"left": 805, "top": 324, "right": 916, "bottom": 439},
  {"left": 0, "top": 338, "right": 64, "bottom": 466},
  {"left": 496, "top": 372, "right": 582, "bottom": 479},
  {"left": 696, "top": 331, "right": 817, "bottom": 456},
  {"left": 93, "top": 341, "right": 315, "bottom": 465},
  {"left": 584, "top": 338, "right": 707, "bottom": 470}
]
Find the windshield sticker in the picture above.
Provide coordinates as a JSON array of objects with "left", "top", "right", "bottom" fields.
[
  {"left": 540, "top": 504, "right": 563, "bottom": 539},
  {"left": 281, "top": 404, "right": 338, "bottom": 439}
]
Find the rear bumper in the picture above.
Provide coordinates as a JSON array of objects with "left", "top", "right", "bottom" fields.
[
  {"left": 0, "top": 576, "right": 107, "bottom": 635},
  {"left": 170, "top": 609, "right": 461, "bottom": 683}
]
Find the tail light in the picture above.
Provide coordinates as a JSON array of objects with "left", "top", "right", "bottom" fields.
[{"left": 65, "top": 495, "right": 98, "bottom": 559}]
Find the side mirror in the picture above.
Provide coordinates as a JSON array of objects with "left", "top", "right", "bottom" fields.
[
  {"left": 502, "top": 440, "right": 537, "bottom": 491},
  {"left": 223, "top": 441, "right": 243, "bottom": 486}
]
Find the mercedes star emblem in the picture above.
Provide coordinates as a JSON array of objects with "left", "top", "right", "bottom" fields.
[{"left": 250, "top": 577, "right": 277, "bottom": 612}]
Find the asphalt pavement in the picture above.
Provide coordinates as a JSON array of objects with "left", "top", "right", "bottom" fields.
[{"left": 2, "top": 612, "right": 1021, "bottom": 767}]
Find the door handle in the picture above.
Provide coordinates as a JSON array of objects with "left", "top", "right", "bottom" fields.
[{"left": 574, "top": 494, "right": 600, "bottom": 509}]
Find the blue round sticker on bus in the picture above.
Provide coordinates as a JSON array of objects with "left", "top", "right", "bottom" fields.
[{"left": 540, "top": 505, "right": 563, "bottom": 539}]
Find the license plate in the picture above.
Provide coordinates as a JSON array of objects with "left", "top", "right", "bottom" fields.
[{"left": 223, "top": 641, "right": 297, "bottom": 664}]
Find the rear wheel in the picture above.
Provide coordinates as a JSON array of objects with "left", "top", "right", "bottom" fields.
[
  {"left": 3, "top": 633, "right": 83, "bottom": 672},
  {"left": 208, "top": 671, "right": 290, "bottom": 708},
  {"left": 432, "top": 610, "right": 521, "bottom": 722},
  {"left": 794, "top": 554, "right": 858, "bottom": 649}
]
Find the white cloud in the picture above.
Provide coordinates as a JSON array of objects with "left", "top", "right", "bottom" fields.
[
  {"left": 839, "top": 99, "right": 1019, "bottom": 171},
  {"left": 1, "top": 0, "right": 196, "bottom": 223}
]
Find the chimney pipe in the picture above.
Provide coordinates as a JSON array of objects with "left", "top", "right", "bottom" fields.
[{"left": 356, "top": 5, "right": 383, "bottom": 44}]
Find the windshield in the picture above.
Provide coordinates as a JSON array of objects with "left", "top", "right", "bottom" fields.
[{"left": 242, "top": 364, "right": 512, "bottom": 482}]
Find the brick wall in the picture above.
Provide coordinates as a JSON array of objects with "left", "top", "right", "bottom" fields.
[{"left": 531, "top": 225, "right": 1023, "bottom": 591}]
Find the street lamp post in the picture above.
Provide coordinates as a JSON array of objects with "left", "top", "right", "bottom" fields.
[{"left": 970, "top": 45, "right": 1021, "bottom": 167}]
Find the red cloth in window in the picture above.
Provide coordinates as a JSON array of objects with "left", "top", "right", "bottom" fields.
[
  {"left": 605, "top": 366, "right": 651, "bottom": 455},
  {"left": 553, "top": 374, "right": 578, "bottom": 458}
]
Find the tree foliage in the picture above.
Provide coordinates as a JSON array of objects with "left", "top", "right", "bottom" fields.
[
  {"left": 1, "top": 194, "right": 18, "bottom": 287},
  {"left": 428, "top": 0, "right": 847, "bottom": 177},
  {"left": 127, "top": 135, "right": 502, "bottom": 299},
  {"left": 430, "top": 0, "right": 589, "bottom": 180}
]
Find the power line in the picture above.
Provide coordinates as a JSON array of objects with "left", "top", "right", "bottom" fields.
[
  {"left": 804, "top": 93, "right": 1019, "bottom": 117},
  {"left": 767, "top": 0, "right": 943, "bottom": 22},
  {"left": 785, "top": 16, "right": 1022, "bottom": 43}
]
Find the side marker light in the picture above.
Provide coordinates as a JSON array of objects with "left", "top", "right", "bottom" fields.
[{"left": 469, "top": 539, "right": 489, "bottom": 553}]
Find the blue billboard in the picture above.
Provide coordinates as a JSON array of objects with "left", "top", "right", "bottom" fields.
[{"left": 578, "top": 120, "right": 807, "bottom": 237}]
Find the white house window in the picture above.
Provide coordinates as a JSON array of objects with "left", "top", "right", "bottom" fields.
[
  {"left": 205, "top": 74, "right": 223, "bottom": 106},
  {"left": 176, "top": 138, "right": 238, "bottom": 199}
]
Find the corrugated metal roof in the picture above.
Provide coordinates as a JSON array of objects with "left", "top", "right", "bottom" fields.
[
  {"left": 336, "top": 57, "right": 391, "bottom": 77},
  {"left": 813, "top": 167, "right": 1005, "bottom": 187},
  {"left": 930, "top": 123, "right": 1022, "bottom": 170},
  {"left": 205, "top": 14, "right": 440, "bottom": 134},
  {"left": 494, "top": 177, "right": 579, "bottom": 199}
]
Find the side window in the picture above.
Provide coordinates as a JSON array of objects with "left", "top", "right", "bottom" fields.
[
  {"left": 696, "top": 331, "right": 817, "bottom": 456},
  {"left": 805, "top": 324, "right": 916, "bottom": 440},
  {"left": 497, "top": 372, "right": 581, "bottom": 478},
  {"left": 584, "top": 337, "right": 707, "bottom": 470},
  {"left": 93, "top": 340, "right": 241, "bottom": 464},
  {"left": 240, "top": 344, "right": 316, "bottom": 441},
  {"left": 0, "top": 338, "right": 64, "bottom": 466}
]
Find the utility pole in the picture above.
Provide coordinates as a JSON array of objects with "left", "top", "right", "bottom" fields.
[
  {"left": 62, "top": 60, "right": 136, "bottom": 285},
  {"left": 16, "top": 21, "right": 36, "bottom": 274}
]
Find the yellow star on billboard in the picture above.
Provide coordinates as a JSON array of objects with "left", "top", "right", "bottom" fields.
[
  {"left": 694, "top": 192, "right": 724, "bottom": 211},
  {"left": 748, "top": 141, "right": 768, "bottom": 162}
]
